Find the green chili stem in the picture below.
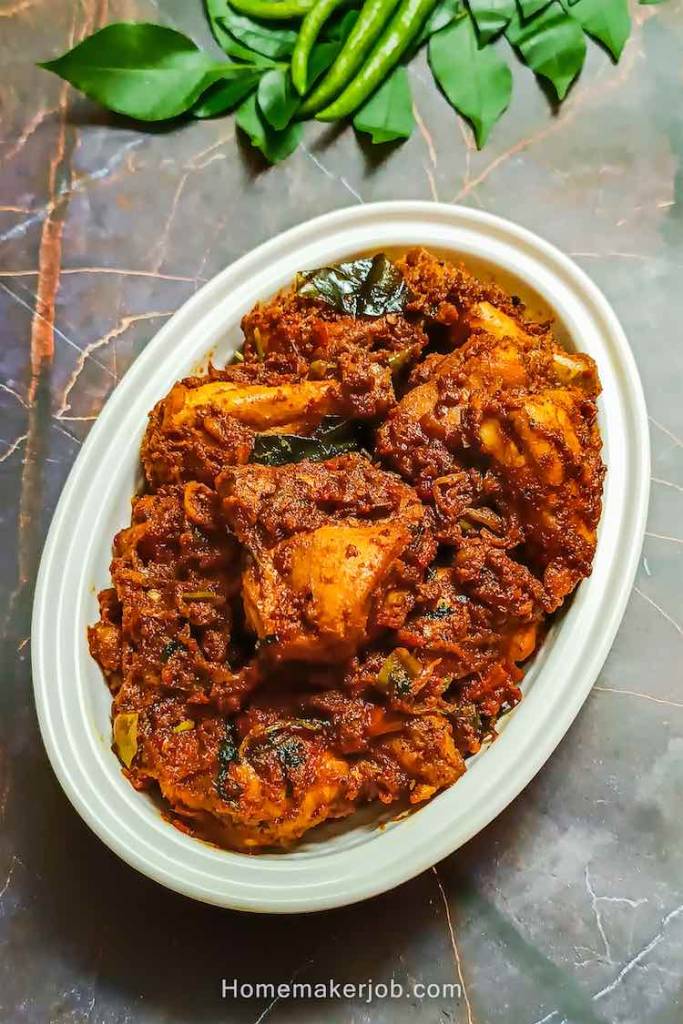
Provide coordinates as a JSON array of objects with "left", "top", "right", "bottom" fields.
[{"left": 315, "top": 0, "right": 438, "bottom": 120}]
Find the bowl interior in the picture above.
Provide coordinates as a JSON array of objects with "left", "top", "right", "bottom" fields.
[{"left": 83, "top": 246, "right": 593, "bottom": 859}]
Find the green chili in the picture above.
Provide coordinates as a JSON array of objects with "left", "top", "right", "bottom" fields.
[
  {"left": 228, "top": 0, "right": 316, "bottom": 19},
  {"left": 291, "top": 0, "right": 348, "bottom": 95},
  {"left": 299, "top": 0, "right": 400, "bottom": 115},
  {"left": 315, "top": 0, "right": 438, "bottom": 120}
]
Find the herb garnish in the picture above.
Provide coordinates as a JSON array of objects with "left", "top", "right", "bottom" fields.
[
  {"left": 39, "top": 0, "right": 663, "bottom": 163},
  {"left": 250, "top": 416, "right": 365, "bottom": 467},
  {"left": 297, "top": 254, "right": 409, "bottom": 317}
]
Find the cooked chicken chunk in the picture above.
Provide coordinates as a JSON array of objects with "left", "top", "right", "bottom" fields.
[
  {"left": 142, "top": 355, "right": 394, "bottom": 487},
  {"left": 218, "top": 454, "right": 432, "bottom": 661},
  {"left": 377, "top": 296, "right": 603, "bottom": 608}
]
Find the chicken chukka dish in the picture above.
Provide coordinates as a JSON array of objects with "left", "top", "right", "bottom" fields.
[{"left": 88, "top": 248, "right": 605, "bottom": 851}]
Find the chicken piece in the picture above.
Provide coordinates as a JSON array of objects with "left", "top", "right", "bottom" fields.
[
  {"left": 395, "top": 247, "right": 525, "bottom": 340},
  {"left": 122, "top": 698, "right": 463, "bottom": 849},
  {"left": 165, "top": 378, "right": 339, "bottom": 433},
  {"left": 88, "top": 483, "right": 255, "bottom": 710},
  {"left": 241, "top": 286, "right": 428, "bottom": 367},
  {"left": 142, "top": 356, "right": 394, "bottom": 488},
  {"left": 377, "top": 305, "right": 604, "bottom": 607},
  {"left": 218, "top": 454, "right": 432, "bottom": 662}
]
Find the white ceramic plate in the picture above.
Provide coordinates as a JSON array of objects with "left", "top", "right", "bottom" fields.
[{"left": 32, "top": 202, "right": 649, "bottom": 913}]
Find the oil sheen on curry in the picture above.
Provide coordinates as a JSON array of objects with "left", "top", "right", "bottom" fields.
[{"left": 88, "top": 248, "right": 605, "bottom": 851}]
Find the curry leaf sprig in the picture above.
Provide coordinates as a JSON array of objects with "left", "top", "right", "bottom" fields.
[{"left": 40, "top": 0, "right": 666, "bottom": 164}]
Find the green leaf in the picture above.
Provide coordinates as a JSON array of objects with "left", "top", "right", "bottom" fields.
[
  {"left": 218, "top": 7, "right": 298, "bottom": 58},
  {"left": 323, "top": 7, "right": 360, "bottom": 40},
  {"left": 468, "top": 0, "right": 515, "bottom": 43},
  {"left": 206, "top": 0, "right": 236, "bottom": 51},
  {"left": 39, "top": 23, "right": 248, "bottom": 121},
  {"left": 193, "top": 73, "right": 260, "bottom": 117},
  {"left": 297, "top": 254, "right": 409, "bottom": 316},
  {"left": 235, "top": 92, "right": 303, "bottom": 161},
  {"left": 414, "top": 0, "right": 463, "bottom": 47},
  {"left": 218, "top": 38, "right": 279, "bottom": 63},
  {"left": 429, "top": 16, "right": 512, "bottom": 146},
  {"left": 258, "top": 68, "right": 300, "bottom": 129},
  {"left": 518, "top": 0, "right": 552, "bottom": 15},
  {"left": 353, "top": 66, "right": 414, "bottom": 144},
  {"left": 567, "top": 0, "right": 630, "bottom": 60},
  {"left": 250, "top": 417, "right": 364, "bottom": 466},
  {"left": 307, "top": 39, "right": 343, "bottom": 85},
  {"left": 507, "top": 2, "right": 586, "bottom": 100}
]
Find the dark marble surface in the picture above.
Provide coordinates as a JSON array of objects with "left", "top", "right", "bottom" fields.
[{"left": 2, "top": 1, "right": 683, "bottom": 1021}]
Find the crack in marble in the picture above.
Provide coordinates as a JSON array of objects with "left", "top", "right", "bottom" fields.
[
  {"left": 645, "top": 530, "right": 683, "bottom": 545},
  {"left": 413, "top": 101, "right": 438, "bottom": 169},
  {"left": 150, "top": 129, "right": 235, "bottom": 274},
  {"left": 0, "top": 433, "right": 28, "bottom": 462},
  {"left": 432, "top": 867, "right": 474, "bottom": 1024},
  {"left": 52, "top": 419, "right": 82, "bottom": 446},
  {"left": 0, "top": 266, "right": 203, "bottom": 283},
  {"left": 569, "top": 251, "right": 668, "bottom": 263},
  {"left": 1, "top": 104, "right": 59, "bottom": 162},
  {"left": 634, "top": 586, "right": 683, "bottom": 637},
  {"left": 529, "top": 896, "right": 682, "bottom": 1024},
  {"left": 0, "top": 0, "right": 35, "bottom": 16},
  {"left": 301, "top": 145, "right": 364, "bottom": 204},
  {"left": 0, "top": 139, "right": 143, "bottom": 247},
  {"left": 651, "top": 475, "right": 683, "bottom": 494},
  {"left": 649, "top": 416, "right": 683, "bottom": 450},
  {"left": 452, "top": 25, "right": 642, "bottom": 204},
  {"left": 0, "top": 282, "right": 114, "bottom": 377},
  {"left": 593, "top": 903, "right": 683, "bottom": 1002},
  {"left": 0, "top": 381, "right": 28, "bottom": 407},
  {"left": 55, "top": 310, "right": 173, "bottom": 418},
  {"left": 424, "top": 162, "right": 439, "bottom": 202},
  {"left": 0, "top": 855, "right": 21, "bottom": 903},
  {"left": 582, "top": 867, "right": 648, "bottom": 969},
  {"left": 251, "top": 957, "right": 314, "bottom": 1024},
  {"left": 593, "top": 685, "right": 683, "bottom": 711}
]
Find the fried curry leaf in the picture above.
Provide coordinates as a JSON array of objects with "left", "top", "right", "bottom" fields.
[
  {"left": 216, "top": 720, "right": 239, "bottom": 799},
  {"left": 467, "top": 0, "right": 515, "bottom": 43},
  {"left": 506, "top": 1, "right": 586, "bottom": 100},
  {"left": 353, "top": 66, "right": 414, "bottom": 144},
  {"left": 429, "top": 15, "right": 512, "bottom": 147},
  {"left": 235, "top": 92, "right": 303, "bottom": 162},
  {"left": 39, "top": 23, "right": 255, "bottom": 122},
  {"left": 297, "top": 253, "right": 409, "bottom": 316},
  {"left": 566, "top": 0, "right": 630, "bottom": 61},
  {"left": 113, "top": 712, "right": 139, "bottom": 768},
  {"left": 250, "top": 416, "right": 364, "bottom": 466},
  {"left": 218, "top": 8, "right": 298, "bottom": 59},
  {"left": 257, "top": 67, "right": 300, "bottom": 129}
]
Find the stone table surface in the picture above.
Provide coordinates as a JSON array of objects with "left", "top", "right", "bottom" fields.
[{"left": 1, "top": 1, "right": 682, "bottom": 1022}]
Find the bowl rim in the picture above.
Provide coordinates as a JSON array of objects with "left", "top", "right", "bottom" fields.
[{"left": 31, "top": 201, "right": 650, "bottom": 913}]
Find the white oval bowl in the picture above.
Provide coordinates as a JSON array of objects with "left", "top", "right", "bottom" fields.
[{"left": 32, "top": 202, "right": 649, "bottom": 913}]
